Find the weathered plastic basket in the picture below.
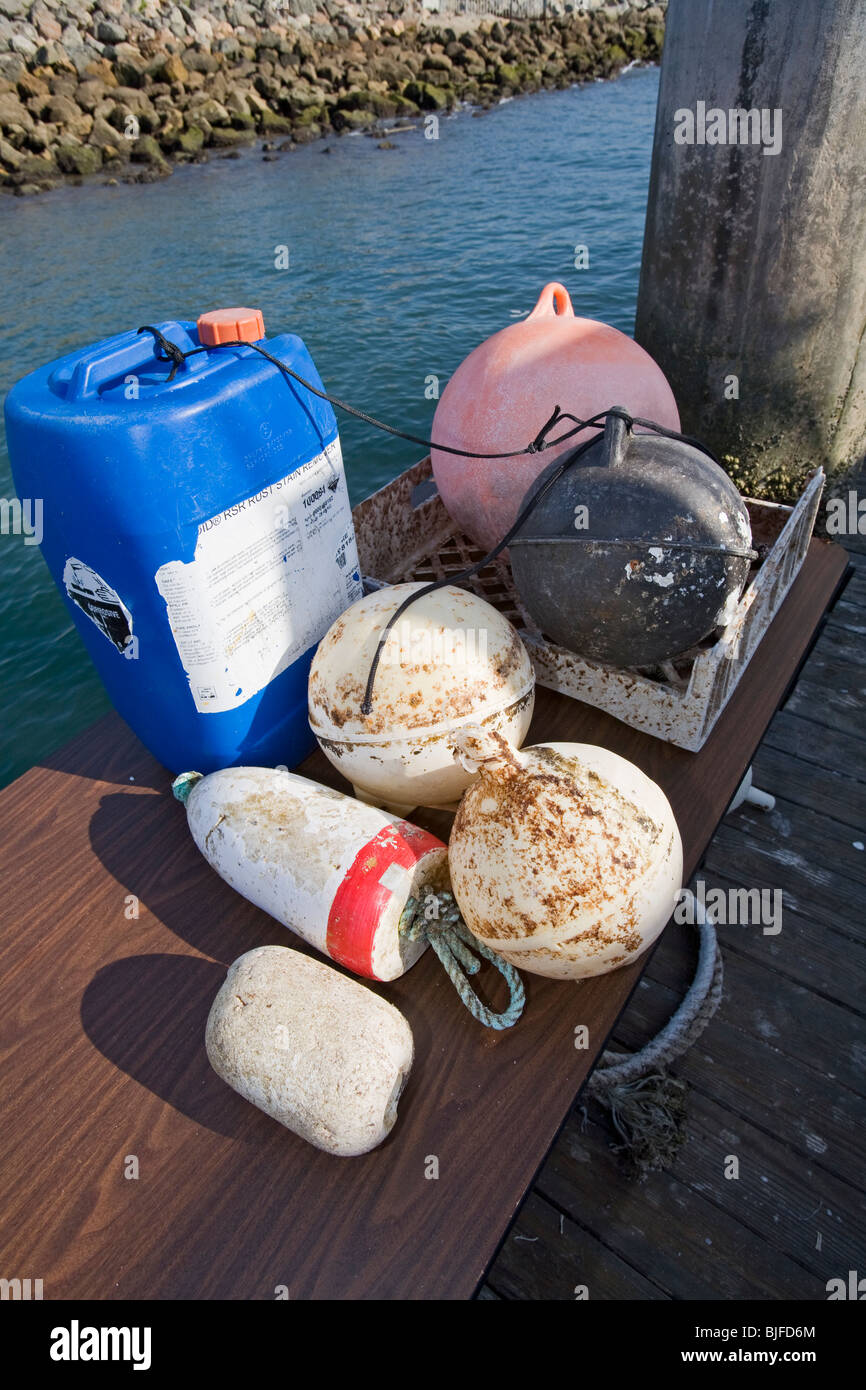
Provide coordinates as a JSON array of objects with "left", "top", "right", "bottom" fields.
[{"left": 352, "top": 458, "right": 825, "bottom": 751}]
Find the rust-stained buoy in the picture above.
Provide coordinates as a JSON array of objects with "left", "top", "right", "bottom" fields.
[
  {"left": 308, "top": 583, "right": 535, "bottom": 813},
  {"left": 448, "top": 727, "right": 683, "bottom": 979}
]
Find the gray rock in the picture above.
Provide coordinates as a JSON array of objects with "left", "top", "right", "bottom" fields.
[
  {"left": 10, "top": 33, "right": 38, "bottom": 58},
  {"left": 66, "top": 46, "right": 101, "bottom": 79},
  {"left": 24, "top": 121, "right": 54, "bottom": 152},
  {"left": 88, "top": 113, "right": 126, "bottom": 150},
  {"left": 228, "top": 3, "right": 256, "bottom": 26},
  {"left": 174, "top": 121, "right": 203, "bottom": 153},
  {"left": 208, "top": 124, "right": 254, "bottom": 147},
  {"left": 74, "top": 79, "right": 110, "bottom": 113},
  {"left": 0, "top": 134, "right": 22, "bottom": 167},
  {"left": 196, "top": 97, "right": 230, "bottom": 126},
  {"left": 0, "top": 89, "right": 30, "bottom": 126},
  {"left": 113, "top": 44, "right": 149, "bottom": 87},
  {"left": 63, "top": 3, "right": 94, "bottom": 25},
  {"left": 182, "top": 46, "right": 219, "bottom": 74},
  {"left": 0, "top": 53, "right": 24, "bottom": 82},
  {"left": 33, "top": 6, "right": 63, "bottom": 43},
  {"left": 54, "top": 141, "right": 102, "bottom": 174},
  {"left": 224, "top": 86, "right": 250, "bottom": 117},
  {"left": 192, "top": 15, "right": 213, "bottom": 44},
  {"left": 35, "top": 41, "right": 75, "bottom": 69},
  {"left": 45, "top": 94, "right": 80, "bottom": 124},
  {"left": 96, "top": 20, "right": 127, "bottom": 45},
  {"left": 130, "top": 132, "right": 169, "bottom": 168}
]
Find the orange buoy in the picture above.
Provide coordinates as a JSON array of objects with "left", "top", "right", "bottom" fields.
[{"left": 431, "top": 282, "right": 681, "bottom": 552}]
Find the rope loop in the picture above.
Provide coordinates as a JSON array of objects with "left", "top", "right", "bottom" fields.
[
  {"left": 138, "top": 325, "right": 188, "bottom": 381},
  {"left": 588, "top": 889, "right": 723, "bottom": 1093},
  {"left": 400, "top": 889, "right": 525, "bottom": 1031}
]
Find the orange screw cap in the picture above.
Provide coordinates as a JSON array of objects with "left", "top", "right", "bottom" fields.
[{"left": 197, "top": 307, "right": 265, "bottom": 347}]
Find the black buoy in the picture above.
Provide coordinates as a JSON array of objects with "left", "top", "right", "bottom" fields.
[{"left": 509, "top": 411, "right": 755, "bottom": 669}]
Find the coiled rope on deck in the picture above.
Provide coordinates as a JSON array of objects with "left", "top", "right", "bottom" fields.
[
  {"left": 398, "top": 888, "right": 525, "bottom": 1031},
  {"left": 586, "top": 890, "right": 723, "bottom": 1173}
]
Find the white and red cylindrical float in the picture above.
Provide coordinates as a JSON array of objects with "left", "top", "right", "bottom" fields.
[{"left": 175, "top": 766, "right": 448, "bottom": 981}]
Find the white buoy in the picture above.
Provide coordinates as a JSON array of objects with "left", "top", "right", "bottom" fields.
[
  {"left": 448, "top": 727, "right": 683, "bottom": 979},
  {"left": 206, "top": 945, "right": 414, "bottom": 1156},
  {"left": 308, "top": 582, "right": 535, "bottom": 814}
]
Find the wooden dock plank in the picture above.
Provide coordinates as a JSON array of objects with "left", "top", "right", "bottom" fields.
[
  {"left": 784, "top": 667, "right": 866, "bottom": 741},
  {"left": 612, "top": 976, "right": 863, "bottom": 1185},
  {"left": 703, "top": 820, "right": 865, "bottom": 942},
  {"left": 763, "top": 706, "right": 866, "bottom": 783},
  {"left": 826, "top": 595, "right": 866, "bottom": 636},
  {"left": 681, "top": 869, "right": 866, "bottom": 1015},
  {"left": 644, "top": 922, "right": 866, "bottom": 1099},
  {"left": 670, "top": 1090, "right": 866, "bottom": 1280},
  {"left": 481, "top": 1191, "right": 669, "bottom": 1302},
  {"left": 727, "top": 794, "right": 866, "bottom": 890},
  {"left": 534, "top": 1111, "right": 822, "bottom": 1300},
  {"left": 752, "top": 737, "right": 866, "bottom": 829}
]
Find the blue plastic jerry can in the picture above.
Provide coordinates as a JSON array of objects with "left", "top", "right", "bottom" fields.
[{"left": 4, "top": 307, "right": 363, "bottom": 774}]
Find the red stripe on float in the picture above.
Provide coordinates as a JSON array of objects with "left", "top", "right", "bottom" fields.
[{"left": 326, "top": 821, "right": 445, "bottom": 979}]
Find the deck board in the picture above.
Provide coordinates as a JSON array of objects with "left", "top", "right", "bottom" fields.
[
  {"left": 485, "top": 1191, "right": 670, "bottom": 1302},
  {"left": 483, "top": 529, "right": 865, "bottom": 1299},
  {"left": 685, "top": 870, "right": 866, "bottom": 1014}
]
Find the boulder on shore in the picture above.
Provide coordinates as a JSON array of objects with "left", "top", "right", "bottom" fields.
[{"left": 0, "top": 1, "right": 668, "bottom": 193}]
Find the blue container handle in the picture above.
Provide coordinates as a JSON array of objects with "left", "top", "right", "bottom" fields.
[{"left": 63, "top": 322, "right": 201, "bottom": 400}]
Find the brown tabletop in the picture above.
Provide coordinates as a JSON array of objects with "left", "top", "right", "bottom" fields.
[{"left": 0, "top": 536, "right": 848, "bottom": 1301}]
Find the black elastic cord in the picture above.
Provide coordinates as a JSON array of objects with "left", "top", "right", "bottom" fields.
[
  {"left": 138, "top": 325, "right": 189, "bottom": 376},
  {"left": 137, "top": 325, "right": 585, "bottom": 461},
  {"left": 135, "top": 327, "right": 732, "bottom": 718},
  {"left": 359, "top": 419, "right": 613, "bottom": 714}
]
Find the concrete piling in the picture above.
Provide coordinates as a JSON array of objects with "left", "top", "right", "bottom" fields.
[{"left": 635, "top": 0, "right": 866, "bottom": 497}]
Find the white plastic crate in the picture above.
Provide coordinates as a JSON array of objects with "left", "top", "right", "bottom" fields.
[{"left": 352, "top": 458, "right": 824, "bottom": 751}]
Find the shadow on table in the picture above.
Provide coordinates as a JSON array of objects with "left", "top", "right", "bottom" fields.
[
  {"left": 80, "top": 948, "right": 429, "bottom": 1160},
  {"left": 80, "top": 952, "right": 261, "bottom": 1141},
  {"left": 87, "top": 787, "right": 286, "bottom": 962},
  {"left": 38, "top": 714, "right": 169, "bottom": 792}
]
